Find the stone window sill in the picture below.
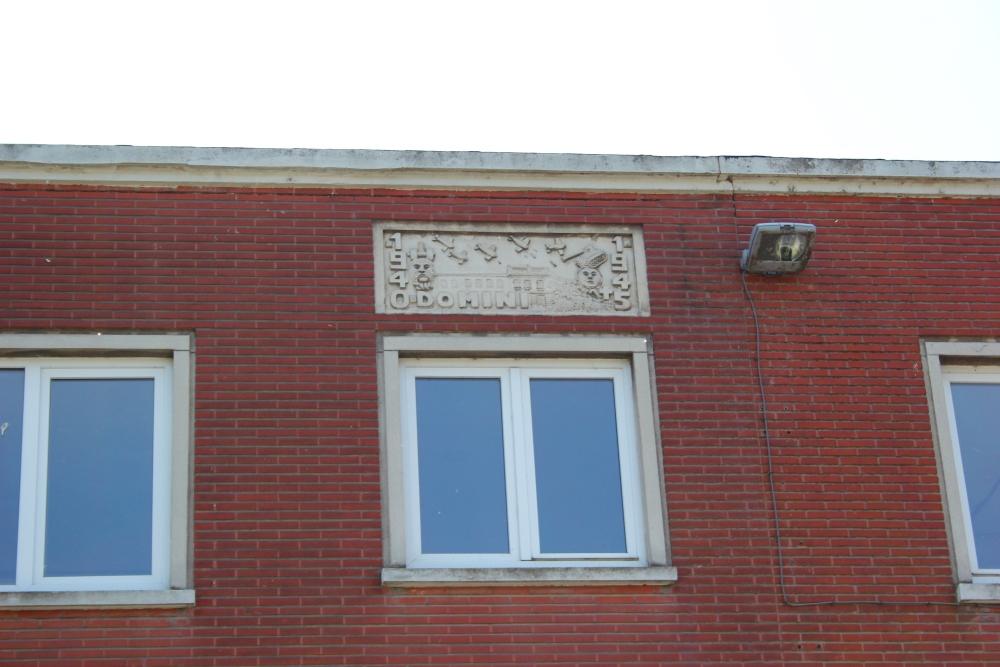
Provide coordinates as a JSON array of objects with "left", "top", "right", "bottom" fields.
[
  {"left": 0, "top": 589, "right": 196, "bottom": 610},
  {"left": 957, "top": 583, "right": 1000, "bottom": 604},
  {"left": 382, "top": 566, "right": 677, "bottom": 587}
]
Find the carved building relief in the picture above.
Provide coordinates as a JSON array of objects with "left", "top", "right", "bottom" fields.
[{"left": 373, "top": 222, "right": 650, "bottom": 316}]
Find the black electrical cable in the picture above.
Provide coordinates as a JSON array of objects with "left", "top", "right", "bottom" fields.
[{"left": 731, "top": 183, "right": 958, "bottom": 608}]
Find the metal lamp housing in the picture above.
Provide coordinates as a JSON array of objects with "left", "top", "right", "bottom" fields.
[{"left": 740, "top": 222, "right": 816, "bottom": 275}]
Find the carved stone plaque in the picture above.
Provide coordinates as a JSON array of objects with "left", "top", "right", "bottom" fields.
[{"left": 373, "top": 222, "right": 650, "bottom": 316}]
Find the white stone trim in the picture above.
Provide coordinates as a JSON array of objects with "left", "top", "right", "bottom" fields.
[
  {"left": 957, "top": 583, "right": 1000, "bottom": 604},
  {"left": 632, "top": 350, "right": 669, "bottom": 565},
  {"left": 0, "top": 333, "right": 190, "bottom": 352},
  {"left": 170, "top": 347, "right": 194, "bottom": 590},
  {"left": 382, "top": 566, "right": 677, "bottom": 587},
  {"left": 1, "top": 145, "right": 998, "bottom": 197},
  {"left": 377, "top": 334, "right": 672, "bottom": 586},
  {"left": 922, "top": 340, "right": 1000, "bottom": 603},
  {"left": 0, "top": 333, "right": 195, "bottom": 606},
  {"left": 381, "top": 334, "right": 650, "bottom": 355},
  {"left": 0, "top": 589, "right": 195, "bottom": 609}
]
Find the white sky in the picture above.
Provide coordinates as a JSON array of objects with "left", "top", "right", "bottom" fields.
[{"left": 2, "top": 1, "right": 998, "bottom": 161}]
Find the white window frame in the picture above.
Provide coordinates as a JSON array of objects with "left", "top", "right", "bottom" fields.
[
  {"left": 924, "top": 341, "right": 1000, "bottom": 603},
  {"left": 379, "top": 334, "right": 676, "bottom": 587},
  {"left": 401, "top": 360, "right": 645, "bottom": 568},
  {"left": 0, "top": 334, "right": 195, "bottom": 609}
]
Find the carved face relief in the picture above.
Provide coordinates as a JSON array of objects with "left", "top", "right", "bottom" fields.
[
  {"left": 577, "top": 266, "right": 603, "bottom": 290},
  {"left": 408, "top": 257, "right": 436, "bottom": 291}
]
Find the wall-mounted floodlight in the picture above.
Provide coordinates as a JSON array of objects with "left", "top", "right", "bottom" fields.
[{"left": 740, "top": 222, "right": 816, "bottom": 275}]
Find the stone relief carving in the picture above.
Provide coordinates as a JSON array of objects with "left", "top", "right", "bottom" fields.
[
  {"left": 406, "top": 242, "right": 437, "bottom": 291},
  {"left": 373, "top": 223, "right": 649, "bottom": 316}
]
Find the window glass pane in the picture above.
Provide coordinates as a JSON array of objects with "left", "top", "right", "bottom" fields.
[
  {"left": 45, "top": 378, "right": 155, "bottom": 577},
  {"left": 951, "top": 383, "right": 1000, "bottom": 569},
  {"left": 415, "top": 378, "right": 509, "bottom": 554},
  {"left": 530, "top": 379, "right": 626, "bottom": 554},
  {"left": 0, "top": 370, "right": 25, "bottom": 584}
]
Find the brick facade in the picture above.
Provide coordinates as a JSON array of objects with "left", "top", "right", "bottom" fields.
[{"left": 2, "top": 168, "right": 999, "bottom": 665}]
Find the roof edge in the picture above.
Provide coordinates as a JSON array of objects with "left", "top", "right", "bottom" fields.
[{"left": 1, "top": 144, "right": 998, "bottom": 197}]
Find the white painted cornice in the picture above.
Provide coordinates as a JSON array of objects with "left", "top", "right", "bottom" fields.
[{"left": 1, "top": 144, "right": 998, "bottom": 197}]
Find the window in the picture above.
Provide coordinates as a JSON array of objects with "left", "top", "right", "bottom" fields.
[
  {"left": 0, "top": 334, "right": 194, "bottom": 609},
  {"left": 924, "top": 341, "right": 1000, "bottom": 603},
  {"left": 379, "top": 335, "right": 676, "bottom": 587}
]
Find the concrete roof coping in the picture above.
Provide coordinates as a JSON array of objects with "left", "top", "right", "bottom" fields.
[{"left": 1, "top": 144, "right": 998, "bottom": 197}]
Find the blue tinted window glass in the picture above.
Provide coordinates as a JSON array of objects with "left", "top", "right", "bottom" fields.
[
  {"left": 45, "top": 378, "right": 155, "bottom": 577},
  {"left": 0, "top": 370, "right": 25, "bottom": 584},
  {"left": 530, "top": 379, "right": 626, "bottom": 554},
  {"left": 415, "top": 378, "right": 509, "bottom": 554},
  {"left": 951, "top": 383, "right": 1000, "bottom": 569}
]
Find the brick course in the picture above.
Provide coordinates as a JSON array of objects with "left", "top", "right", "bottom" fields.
[{"left": 2, "top": 183, "right": 999, "bottom": 665}]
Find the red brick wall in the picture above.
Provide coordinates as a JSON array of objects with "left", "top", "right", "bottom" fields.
[{"left": 2, "top": 184, "right": 999, "bottom": 666}]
